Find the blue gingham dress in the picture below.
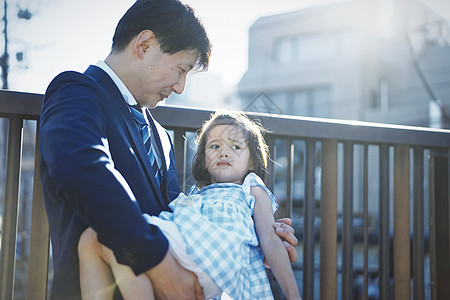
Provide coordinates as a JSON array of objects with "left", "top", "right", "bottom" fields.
[{"left": 158, "top": 173, "right": 278, "bottom": 300}]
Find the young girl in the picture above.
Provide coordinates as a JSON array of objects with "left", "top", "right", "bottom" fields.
[{"left": 78, "top": 111, "right": 301, "bottom": 300}]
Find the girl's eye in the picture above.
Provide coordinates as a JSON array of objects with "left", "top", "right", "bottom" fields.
[
  {"left": 232, "top": 145, "right": 241, "bottom": 150},
  {"left": 210, "top": 144, "right": 219, "bottom": 149}
]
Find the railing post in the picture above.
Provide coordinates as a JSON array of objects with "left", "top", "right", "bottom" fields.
[
  {"left": 0, "top": 116, "right": 23, "bottom": 300},
  {"left": 342, "top": 141, "right": 354, "bottom": 300},
  {"left": 303, "top": 139, "right": 316, "bottom": 300},
  {"left": 265, "top": 136, "right": 275, "bottom": 192},
  {"left": 429, "top": 149, "right": 450, "bottom": 300},
  {"left": 26, "top": 123, "right": 50, "bottom": 300},
  {"left": 379, "top": 144, "right": 390, "bottom": 299},
  {"left": 286, "top": 138, "right": 294, "bottom": 218},
  {"left": 362, "top": 143, "right": 369, "bottom": 300},
  {"left": 413, "top": 146, "right": 425, "bottom": 300},
  {"left": 172, "top": 129, "right": 187, "bottom": 192},
  {"left": 320, "top": 139, "right": 338, "bottom": 300},
  {"left": 393, "top": 144, "right": 410, "bottom": 300}
]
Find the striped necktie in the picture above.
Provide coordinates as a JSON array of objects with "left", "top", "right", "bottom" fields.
[{"left": 129, "top": 105, "right": 162, "bottom": 186}]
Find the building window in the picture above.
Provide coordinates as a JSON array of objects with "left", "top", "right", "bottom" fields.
[
  {"left": 369, "top": 78, "right": 389, "bottom": 111},
  {"left": 296, "top": 34, "right": 336, "bottom": 62},
  {"left": 274, "top": 36, "right": 294, "bottom": 64},
  {"left": 379, "top": 78, "right": 389, "bottom": 112},
  {"left": 429, "top": 100, "right": 442, "bottom": 128},
  {"left": 264, "top": 87, "right": 331, "bottom": 118},
  {"left": 273, "top": 33, "right": 338, "bottom": 63},
  {"left": 338, "top": 31, "right": 358, "bottom": 57}
]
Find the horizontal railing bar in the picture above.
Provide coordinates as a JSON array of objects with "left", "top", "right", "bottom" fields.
[
  {"left": 1, "top": 91, "right": 449, "bottom": 147},
  {"left": 153, "top": 105, "right": 450, "bottom": 148},
  {"left": 0, "top": 90, "right": 42, "bottom": 119}
]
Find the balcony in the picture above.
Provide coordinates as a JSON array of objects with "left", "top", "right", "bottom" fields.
[{"left": 0, "top": 90, "right": 449, "bottom": 300}]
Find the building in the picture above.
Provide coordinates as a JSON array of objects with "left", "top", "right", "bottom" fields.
[
  {"left": 237, "top": 0, "right": 450, "bottom": 128},
  {"left": 237, "top": 2, "right": 450, "bottom": 296}
]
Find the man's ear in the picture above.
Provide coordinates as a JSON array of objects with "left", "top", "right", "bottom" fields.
[{"left": 135, "top": 30, "right": 156, "bottom": 59}]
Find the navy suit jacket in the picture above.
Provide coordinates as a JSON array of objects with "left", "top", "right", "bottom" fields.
[{"left": 39, "top": 65, "right": 181, "bottom": 299}]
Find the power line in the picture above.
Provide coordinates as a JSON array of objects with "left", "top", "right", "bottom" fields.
[{"left": 406, "top": 30, "right": 450, "bottom": 128}]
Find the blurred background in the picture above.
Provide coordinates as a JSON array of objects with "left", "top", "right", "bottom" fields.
[
  {"left": 1, "top": 0, "right": 450, "bottom": 299},
  {"left": 5, "top": 0, "right": 450, "bottom": 128}
]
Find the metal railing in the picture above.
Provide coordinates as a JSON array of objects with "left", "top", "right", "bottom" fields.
[{"left": 0, "top": 90, "right": 449, "bottom": 300}]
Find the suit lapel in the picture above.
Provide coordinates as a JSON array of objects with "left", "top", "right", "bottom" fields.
[{"left": 84, "top": 65, "right": 167, "bottom": 208}]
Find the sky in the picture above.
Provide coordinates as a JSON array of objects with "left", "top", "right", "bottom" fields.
[
  {"left": 5, "top": 0, "right": 450, "bottom": 95},
  {"left": 6, "top": 0, "right": 342, "bottom": 94}
]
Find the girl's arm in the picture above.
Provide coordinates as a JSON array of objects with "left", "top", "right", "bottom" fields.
[{"left": 251, "top": 186, "right": 302, "bottom": 300}]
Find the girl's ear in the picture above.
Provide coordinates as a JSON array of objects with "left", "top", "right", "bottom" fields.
[{"left": 248, "top": 159, "right": 255, "bottom": 171}]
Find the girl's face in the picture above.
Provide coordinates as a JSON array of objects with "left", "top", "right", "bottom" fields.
[{"left": 205, "top": 124, "right": 253, "bottom": 185}]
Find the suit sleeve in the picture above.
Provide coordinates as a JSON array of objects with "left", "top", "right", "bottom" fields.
[{"left": 40, "top": 74, "right": 168, "bottom": 275}]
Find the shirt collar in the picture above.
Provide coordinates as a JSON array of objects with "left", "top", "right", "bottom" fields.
[{"left": 95, "top": 60, "right": 138, "bottom": 106}]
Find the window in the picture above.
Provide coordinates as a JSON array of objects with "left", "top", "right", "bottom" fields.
[
  {"left": 274, "top": 33, "right": 338, "bottom": 64},
  {"left": 274, "top": 36, "right": 294, "bottom": 64},
  {"left": 264, "top": 87, "right": 331, "bottom": 118},
  {"left": 369, "top": 78, "right": 389, "bottom": 111},
  {"left": 296, "top": 34, "right": 336, "bottom": 62}
]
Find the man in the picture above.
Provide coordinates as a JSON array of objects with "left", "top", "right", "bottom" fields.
[{"left": 40, "top": 0, "right": 297, "bottom": 299}]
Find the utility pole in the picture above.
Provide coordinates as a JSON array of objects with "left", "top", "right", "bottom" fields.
[
  {"left": 0, "top": 0, "right": 7, "bottom": 89},
  {"left": 0, "top": 0, "right": 7, "bottom": 205}
]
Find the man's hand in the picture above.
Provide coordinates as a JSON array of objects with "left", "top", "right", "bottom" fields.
[
  {"left": 146, "top": 249, "right": 204, "bottom": 300},
  {"left": 264, "top": 218, "right": 298, "bottom": 267},
  {"left": 274, "top": 218, "right": 298, "bottom": 263}
]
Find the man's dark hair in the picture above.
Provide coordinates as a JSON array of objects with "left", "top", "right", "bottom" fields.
[{"left": 112, "top": 0, "right": 211, "bottom": 71}]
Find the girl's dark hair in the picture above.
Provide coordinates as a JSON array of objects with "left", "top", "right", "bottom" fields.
[
  {"left": 112, "top": 0, "right": 211, "bottom": 71},
  {"left": 192, "top": 111, "right": 269, "bottom": 187}
]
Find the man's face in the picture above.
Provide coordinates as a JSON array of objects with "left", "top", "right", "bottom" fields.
[{"left": 134, "top": 44, "right": 198, "bottom": 108}]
